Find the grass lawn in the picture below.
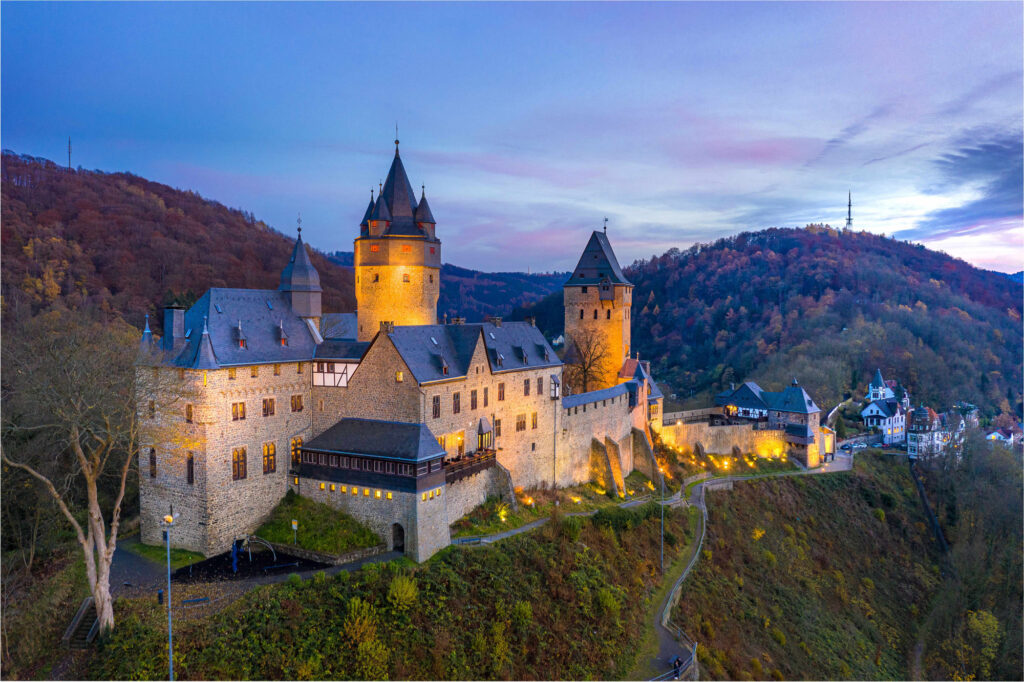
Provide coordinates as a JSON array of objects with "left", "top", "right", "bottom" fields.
[
  {"left": 450, "top": 481, "right": 651, "bottom": 538},
  {"left": 255, "top": 490, "right": 380, "bottom": 555},
  {"left": 120, "top": 537, "right": 205, "bottom": 570}
]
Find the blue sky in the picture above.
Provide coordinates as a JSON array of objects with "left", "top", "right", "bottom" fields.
[{"left": 3, "top": 2, "right": 1021, "bottom": 273}]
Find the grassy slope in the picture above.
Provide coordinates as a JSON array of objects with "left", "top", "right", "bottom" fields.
[
  {"left": 674, "top": 453, "right": 942, "bottom": 680},
  {"left": 90, "top": 505, "right": 691, "bottom": 680},
  {"left": 255, "top": 490, "right": 381, "bottom": 555}
]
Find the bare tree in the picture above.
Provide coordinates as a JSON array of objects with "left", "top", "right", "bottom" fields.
[
  {"left": 563, "top": 327, "right": 612, "bottom": 394},
  {"left": 1, "top": 307, "right": 186, "bottom": 632}
]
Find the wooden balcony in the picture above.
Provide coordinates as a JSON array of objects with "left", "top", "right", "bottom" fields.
[{"left": 444, "top": 449, "right": 497, "bottom": 484}]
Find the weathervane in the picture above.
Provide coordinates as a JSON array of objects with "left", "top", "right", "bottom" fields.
[
  {"left": 603, "top": 217, "right": 608, "bottom": 233},
  {"left": 395, "top": 122, "right": 399, "bottom": 151},
  {"left": 297, "top": 212, "right": 302, "bottom": 236}
]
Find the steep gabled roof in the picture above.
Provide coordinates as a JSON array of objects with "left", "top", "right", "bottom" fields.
[
  {"left": 566, "top": 231, "right": 631, "bottom": 286},
  {"left": 304, "top": 418, "right": 444, "bottom": 462},
  {"left": 387, "top": 322, "right": 560, "bottom": 385},
  {"left": 763, "top": 379, "right": 821, "bottom": 414},
  {"left": 724, "top": 381, "right": 769, "bottom": 411}
]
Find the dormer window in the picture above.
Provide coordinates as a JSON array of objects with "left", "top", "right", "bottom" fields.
[
  {"left": 235, "top": 320, "right": 247, "bottom": 349},
  {"left": 278, "top": 320, "right": 289, "bottom": 347}
]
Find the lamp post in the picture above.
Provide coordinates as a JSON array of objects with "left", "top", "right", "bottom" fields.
[{"left": 160, "top": 513, "right": 176, "bottom": 681}]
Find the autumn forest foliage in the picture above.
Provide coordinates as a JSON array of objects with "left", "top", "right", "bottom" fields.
[{"left": 515, "top": 226, "right": 1022, "bottom": 418}]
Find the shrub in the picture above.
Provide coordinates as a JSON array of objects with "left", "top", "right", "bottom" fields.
[
  {"left": 512, "top": 600, "right": 533, "bottom": 630},
  {"left": 387, "top": 574, "right": 418, "bottom": 612},
  {"left": 861, "top": 576, "right": 875, "bottom": 591},
  {"left": 561, "top": 515, "right": 583, "bottom": 542},
  {"left": 763, "top": 550, "right": 777, "bottom": 568},
  {"left": 343, "top": 597, "right": 378, "bottom": 645},
  {"left": 490, "top": 621, "right": 511, "bottom": 676},
  {"left": 873, "top": 508, "right": 886, "bottom": 522},
  {"left": 287, "top": 572, "right": 302, "bottom": 586},
  {"left": 772, "top": 668, "right": 784, "bottom": 680},
  {"left": 354, "top": 639, "right": 390, "bottom": 679},
  {"left": 664, "top": 530, "right": 678, "bottom": 547},
  {"left": 750, "top": 658, "right": 763, "bottom": 677},
  {"left": 771, "top": 628, "right": 786, "bottom": 646},
  {"left": 596, "top": 587, "right": 622, "bottom": 621},
  {"left": 752, "top": 527, "right": 766, "bottom": 541},
  {"left": 312, "top": 570, "right": 328, "bottom": 585}
]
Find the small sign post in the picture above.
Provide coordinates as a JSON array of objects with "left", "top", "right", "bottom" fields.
[{"left": 291, "top": 519, "right": 298, "bottom": 545}]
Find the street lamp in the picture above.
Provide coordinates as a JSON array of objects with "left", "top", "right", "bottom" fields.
[
  {"left": 160, "top": 512, "right": 176, "bottom": 681},
  {"left": 658, "top": 465, "right": 665, "bottom": 574}
]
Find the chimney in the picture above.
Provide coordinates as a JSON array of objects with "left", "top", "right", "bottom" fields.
[
  {"left": 527, "top": 316, "right": 535, "bottom": 327},
  {"left": 379, "top": 321, "right": 395, "bottom": 334},
  {"left": 492, "top": 317, "right": 503, "bottom": 327},
  {"left": 453, "top": 317, "right": 465, "bottom": 325},
  {"left": 163, "top": 305, "right": 185, "bottom": 352}
]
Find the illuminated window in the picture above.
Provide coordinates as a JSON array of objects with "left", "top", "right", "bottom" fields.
[
  {"left": 363, "top": 488, "right": 370, "bottom": 497},
  {"left": 293, "top": 477, "right": 299, "bottom": 485},
  {"left": 262, "top": 442, "right": 276, "bottom": 474},
  {"left": 291, "top": 395, "right": 303, "bottom": 412},
  {"left": 370, "top": 244, "right": 380, "bottom": 252},
  {"left": 290, "top": 437, "right": 302, "bottom": 465},
  {"left": 531, "top": 412, "right": 538, "bottom": 429},
  {"left": 351, "top": 487, "right": 358, "bottom": 496},
  {"left": 401, "top": 244, "right": 412, "bottom": 253},
  {"left": 386, "top": 492, "right": 393, "bottom": 500},
  {"left": 375, "top": 490, "right": 382, "bottom": 499},
  {"left": 251, "top": 366, "right": 259, "bottom": 378},
  {"left": 429, "top": 247, "right": 435, "bottom": 254},
  {"left": 341, "top": 485, "right": 347, "bottom": 493},
  {"left": 402, "top": 274, "right": 410, "bottom": 283},
  {"left": 262, "top": 398, "right": 275, "bottom": 417},
  {"left": 396, "top": 371, "right": 404, "bottom": 382},
  {"left": 228, "top": 367, "right": 236, "bottom": 380},
  {"left": 319, "top": 482, "right": 325, "bottom": 490},
  {"left": 232, "top": 402, "right": 246, "bottom": 420},
  {"left": 330, "top": 484, "right": 336, "bottom": 492},
  {"left": 232, "top": 447, "right": 247, "bottom": 480},
  {"left": 297, "top": 362, "right": 304, "bottom": 374},
  {"left": 422, "top": 492, "right": 428, "bottom": 501}
]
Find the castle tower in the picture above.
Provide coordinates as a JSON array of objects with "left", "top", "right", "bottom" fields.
[
  {"left": 563, "top": 229, "right": 633, "bottom": 391},
  {"left": 280, "top": 226, "right": 322, "bottom": 322},
  {"left": 355, "top": 140, "right": 440, "bottom": 341}
]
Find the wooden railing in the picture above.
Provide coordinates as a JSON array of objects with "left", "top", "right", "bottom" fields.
[{"left": 444, "top": 450, "right": 497, "bottom": 484}]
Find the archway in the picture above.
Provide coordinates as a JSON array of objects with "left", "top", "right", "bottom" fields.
[{"left": 392, "top": 523, "right": 405, "bottom": 552}]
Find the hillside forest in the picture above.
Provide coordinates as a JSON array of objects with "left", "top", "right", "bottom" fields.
[{"left": 512, "top": 227, "right": 1023, "bottom": 419}]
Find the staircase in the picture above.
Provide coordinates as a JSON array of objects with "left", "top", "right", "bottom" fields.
[{"left": 62, "top": 597, "right": 100, "bottom": 649}]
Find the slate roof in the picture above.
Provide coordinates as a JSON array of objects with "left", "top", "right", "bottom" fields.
[
  {"left": 722, "top": 382, "right": 768, "bottom": 411},
  {"left": 762, "top": 380, "right": 820, "bottom": 414},
  {"left": 862, "top": 399, "right": 903, "bottom": 419},
  {"left": 621, "top": 359, "right": 663, "bottom": 403},
  {"left": 320, "top": 313, "right": 357, "bottom": 340},
  {"left": 566, "top": 231, "right": 632, "bottom": 286},
  {"left": 414, "top": 188, "right": 435, "bottom": 224},
  {"left": 279, "top": 235, "right": 322, "bottom": 293},
  {"left": 562, "top": 382, "right": 631, "bottom": 409},
  {"left": 784, "top": 423, "right": 816, "bottom": 444},
  {"left": 314, "top": 340, "right": 370, "bottom": 361},
  {"left": 360, "top": 192, "right": 375, "bottom": 228},
  {"left": 374, "top": 149, "right": 429, "bottom": 237},
  {"left": 387, "top": 322, "right": 560, "bottom": 384},
  {"left": 156, "top": 288, "right": 319, "bottom": 368},
  {"left": 870, "top": 368, "right": 886, "bottom": 389},
  {"left": 303, "top": 418, "right": 445, "bottom": 462}
]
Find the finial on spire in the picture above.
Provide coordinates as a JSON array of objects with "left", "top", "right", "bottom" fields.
[
  {"left": 845, "top": 191, "right": 853, "bottom": 230},
  {"left": 379, "top": 180, "right": 383, "bottom": 194},
  {"left": 394, "top": 122, "right": 399, "bottom": 153},
  {"left": 421, "top": 183, "right": 425, "bottom": 196},
  {"left": 143, "top": 313, "right": 151, "bottom": 333},
  {"left": 202, "top": 316, "right": 209, "bottom": 334},
  {"left": 603, "top": 217, "right": 608, "bottom": 233},
  {"left": 297, "top": 212, "right": 302, "bottom": 236}
]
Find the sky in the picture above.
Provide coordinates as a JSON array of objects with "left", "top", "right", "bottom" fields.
[{"left": 2, "top": 2, "right": 1022, "bottom": 274}]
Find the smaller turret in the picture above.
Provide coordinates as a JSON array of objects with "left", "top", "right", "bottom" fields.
[
  {"left": 415, "top": 186, "right": 436, "bottom": 239},
  {"left": 360, "top": 190, "right": 375, "bottom": 237},
  {"left": 280, "top": 228, "right": 322, "bottom": 321}
]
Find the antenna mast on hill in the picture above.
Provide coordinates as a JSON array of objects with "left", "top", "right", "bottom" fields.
[
  {"left": 845, "top": 191, "right": 853, "bottom": 230},
  {"left": 67, "top": 137, "right": 72, "bottom": 171}
]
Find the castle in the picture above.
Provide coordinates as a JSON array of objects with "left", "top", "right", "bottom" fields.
[{"left": 136, "top": 142, "right": 664, "bottom": 561}]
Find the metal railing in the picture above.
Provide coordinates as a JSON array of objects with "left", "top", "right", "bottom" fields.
[{"left": 444, "top": 450, "right": 497, "bottom": 484}]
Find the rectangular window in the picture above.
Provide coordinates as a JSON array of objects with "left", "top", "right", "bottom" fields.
[
  {"left": 148, "top": 400, "right": 155, "bottom": 419},
  {"left": 524, "top": 379, "right": 530, "bottom": 396},
  {"left": 186, "top": 452, "right": 194, "bottom": 485},
  {"left": 498, "top": 383, "right": 505, "bottom": 401},
  {"left": 291, "top": 394, "right": 303, "bottom": 412},
  {"left": 537, "top": 377, "right": 543, "bottom": 394},
  {"left": 453, "top": 392, "right": 461, "bottom": 414},
  {"left": 402, "top": 273, "right": 410, "bottom": 283},
  {"left": 178, "top": 368, "right": 186, "bottom": 380},
  {"left": 228, "top": 367, "right": 236, "bottom": 380},
  {"left": 471, "top": 389, "right": 478, "bottom": 410},
  {"left": 432, "top": 395, "right": 441, "bottom": 419},
  {"left": 430, "top": 247, "right": 435, "bottom": 254},
  {"left": 396, "top": 370, "right": 404, "bottom": 382},
  {"left": 262, "top": 442, "right": 276, "bottom": 474},
  {"left": 516, "top": 414, "right": 526, "bottom": 432},
  {"left": 483, "top": 387, "right": 489, "bottom": 407},
  {"left": 232, "top": 402, "right": 246, "bottom": 421},
  {"left": 375, "top": 489, "right": 382, "bottom": 499},
  {"left": 401, "top": 244, "right": 412, "bottom": 253},
  {"left": 262, "top": 398, "right": 275, "bottom": 417},
  {"left": 185, "top": 403, "right": 193, "bottom": 423},
  {"left": 387, "top": 492, "right": 393, "bottom": 500},
  {"left": 531, "top": 412, "right": 538, "bottom": 429},
  {"left": 273, "top": 363, "right": 281, "bottom": 376},
  {"left": 232, "top": 447, "right": 247, "bottom": 480},
  {"left": 297, "top": 363, "right": 304, "bottom": 374},
  {"left": 251, "top": 366, "right": 259, "bottom": 378},
  {"left": 290, "top": 437, "right": 302, "bottom": 465},
  {"left": 495, "top": 419, "right": 502, "bottom": 437},
  {"left": 370, "top": 244, "right": 380, "bottom": 252},
  {"left": 149, "top": 448, "right": 156, "bottom": 478}
]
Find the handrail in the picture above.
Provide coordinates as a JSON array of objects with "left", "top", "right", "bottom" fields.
[{"left": 61, "top": 596, "right": 95, "bottom": 648}]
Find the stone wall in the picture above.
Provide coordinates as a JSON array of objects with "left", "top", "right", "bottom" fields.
[
  {"left": 444, "top": 466, "right": 515, "bottom": 526},
  {"left": 557, "top": 388, "right": 637, "bottom": 487},
  {"left": 354, "top": 235, "right": 440, "bottom": 342},
  {"left": 563, "top": 284, "right": 632, "bottom": 390},
  {"left": 655, "top": 420, "right": 787, "bottom": 459},
  {"left": 265, "top": 541, "right": 388, "bottom": 566}
]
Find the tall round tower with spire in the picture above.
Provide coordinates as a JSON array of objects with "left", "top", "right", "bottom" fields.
[{"left": 355, "top": 140, "right": 440, "bottom": 341}]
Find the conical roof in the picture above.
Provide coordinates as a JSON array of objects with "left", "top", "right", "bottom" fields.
[
  {"left": 280, "top": 234, "right": 322, "bottom": 293},
  {"left": 370, "top": 194, "right": 392, "bottom": 222},
  {"left": 566, "top": 231, "right": 631, "bottom": 286},
  {"left": 414, "top": 188, "right": 435, "bottom": 224},
  {"left": 360, "top": 192, "right": 375, "bottom": 227},
  {"left": 191, "top": 317, "right": 219, "bottom": 369},
  {"left": 380, "top": 148, "right": 418, "bottom": 220},
  {"left": 870, "top": 368, "right": 885, "bottom": 389}
]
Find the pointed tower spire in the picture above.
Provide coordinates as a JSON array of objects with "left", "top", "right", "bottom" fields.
[
  {"left": 191, "top": 315, "right": 219, "bottom": 369},
  {"left": 415, "top": 184, "right": 435, "bottom": 225},
  {"left": 280, "top": 225, "right": 322, "bottom": 319},
  {"left": 139, "top": 313, "right": 155, "bottom": 354}
]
